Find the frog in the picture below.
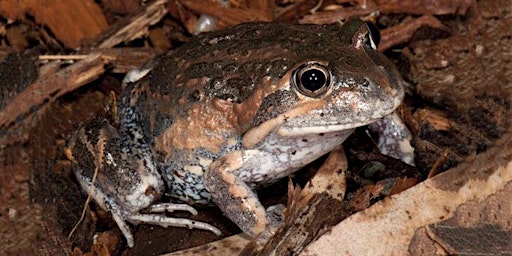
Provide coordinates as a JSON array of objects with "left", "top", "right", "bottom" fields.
[{"left": 66, "top": 19, "right": 406, "bottom": 248}]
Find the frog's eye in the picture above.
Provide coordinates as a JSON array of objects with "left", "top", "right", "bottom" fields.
[
  {"left": 364, "top": 22, "right": 380, "bottom": 50},
  {"left": 292, "top": 63, "right": 331, "bottom": 97}
]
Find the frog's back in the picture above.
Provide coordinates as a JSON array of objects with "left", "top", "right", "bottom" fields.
[
  {"left": 134, "top": 23, "right": 354, "bottom": 133},
  {"left": 124, "top": 23, "right": 340, "bottom": 145},
  {"left": 149, "top": 23, "right": 351, "bottom": 104}
]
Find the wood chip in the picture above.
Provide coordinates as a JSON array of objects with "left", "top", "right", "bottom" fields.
[{"left": 0, "top": 0, "right": 109, "bottom": 48}]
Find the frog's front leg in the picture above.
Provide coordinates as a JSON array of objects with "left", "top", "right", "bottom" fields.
[{"left": 204, "top": 150, "right": 278, "bottom": 240}]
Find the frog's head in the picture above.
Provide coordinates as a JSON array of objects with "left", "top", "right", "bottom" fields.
[{"left": 244, "top": 19, "right": 403, "bottom": 146}]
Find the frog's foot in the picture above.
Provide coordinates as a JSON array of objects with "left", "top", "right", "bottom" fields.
[
  {"left": 253, "top": 204, "right": 286, "bottom": 242},
  {"left": 369, "top": 112, "right": 415, "bottom": 165},
  {"left": 266, "top": 204, "right": 286, "bottom": 227},
  {"left": 148, "top": 203, "right": 198, "bottom": 215},
  {"left": 109, "top": 202, "right": 221, "bottom": 247},
  {"left": 124, "top": 210, "right": 222, "bottom": 236}
]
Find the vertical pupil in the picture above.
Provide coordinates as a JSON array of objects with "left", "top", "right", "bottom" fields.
[{"left": 301, "top": 69, "right": 326, "bottom": 91}]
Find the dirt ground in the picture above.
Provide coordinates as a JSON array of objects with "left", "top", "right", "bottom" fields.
[{"left": 0, "top": 0, "right": 510, "bottom": 255}]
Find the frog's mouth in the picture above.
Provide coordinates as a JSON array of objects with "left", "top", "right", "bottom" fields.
[
  {"left": 277, "top": 118, "right": 376, "bottom": 137},
  {"left": 279, "top": 90, "right": 402, "bottom": 137},
  {"left": 243, "top": 109, "right": 392, "bottom": 148},
  {"left": 243, "top": 92, "right": 402, "bottom": 147}
]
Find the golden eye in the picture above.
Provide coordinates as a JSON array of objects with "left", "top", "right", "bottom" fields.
[{"left": 293, "top": 63, "right": 331, "bottom": 97}]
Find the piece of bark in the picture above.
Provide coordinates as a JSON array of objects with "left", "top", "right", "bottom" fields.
[
  {"left": 0, "top": 47, "right": 157, "bottom": 134},
  {"left": 375, "top": 0, "right": 473, "bottom": 15},
  {"left": 179, "top": 0, "right": 272, "bottom": 28},
  {"left": 348, "top": 177, "right": 418, "bottom": 211},
  {"left": 91, "top": 0, "right": 169, "bottom": 49},
  {"left": 246, "top": 0, "right": 276, "bottom": 21},
  {"left": 426, "top": 223, "right": 511, "bottom": 255},
  {"left": 4, "top": 24, "right": 30, "bottom": 51},
  {"left": 101, "top": 0, "right": 141, "bottom": 15},
  {"left": 38, "top": 48, "right": 157, "bottom": 74},
  {"left": 298, "top": 6, "right": 370, "bottom": 25},
  {"left": 149, "top": 26, "right": 173, "bottom": 52},
  {"left": 405, "top": 0, "right": 511, "bottom": 174},
  {"left": 0, "top": 0, "right": 108, "bottom": 48},
  {"left": 0, "top": 53, "right": 106, "bottom": 130},
  {"left": 89, "top": 48, "right": 157, "bottom": 73},
  {"left": 379, "top": 16, "right": 449, "bottom": 52},
  {"left": 161, "top": 234, "right": 250, "bottom": 256},
  {"left": 276, "top": 0, "right": 339, "bottom": 23}
]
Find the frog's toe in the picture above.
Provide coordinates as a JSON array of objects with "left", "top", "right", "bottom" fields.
[
  {"left": 108, "top": 201, "right": 221, "bottom": 247},
  {"left": 148, "top": 203, "right": 198, "bottom": 215},
  {"left": 266, "top": 204, "right": 286, "bottom": 227},
  {"left": 108, "top": 204, "right": 136, "bottom": 247},
  {"left": 125, "top": 213, "right": 222, "bottom": 236},
  {"left": 250, "top": 204, "right": 285, "bottom": 243}
]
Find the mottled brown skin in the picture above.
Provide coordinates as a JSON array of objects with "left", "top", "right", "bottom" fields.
[{"left": 69, "top": 19, "right": 405, "bottom": 247}]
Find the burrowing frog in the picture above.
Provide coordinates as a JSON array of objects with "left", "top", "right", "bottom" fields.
[{"left": 67, "top": 19, "right": 405, "bottom": 247}]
